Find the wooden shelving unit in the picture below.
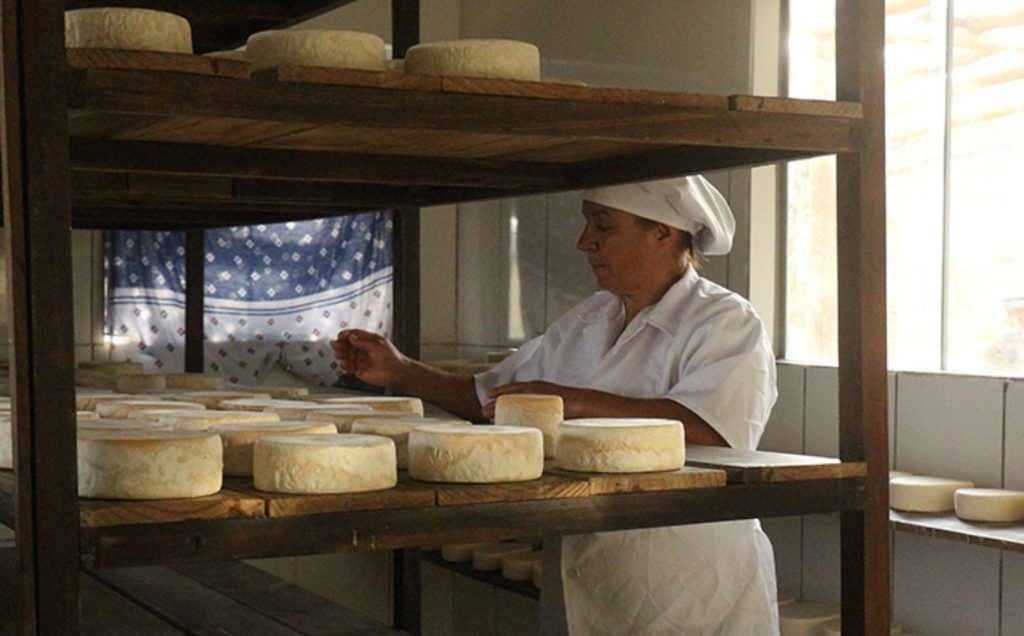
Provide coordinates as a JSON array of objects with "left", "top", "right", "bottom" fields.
[
  {"left": 0, "top": 1, "right": 889, "bottom": 633},
  {"left": 891, "top": 510, "right": 1024, "bottom": 554}
]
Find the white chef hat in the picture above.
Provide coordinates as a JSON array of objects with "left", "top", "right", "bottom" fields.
[{"left": 581, "top": 175, "right": 736, "bottom": 255}]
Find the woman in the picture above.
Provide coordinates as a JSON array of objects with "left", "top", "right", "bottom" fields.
[{"left": 333, "top": 176, "right": 779, "bottom": 635}]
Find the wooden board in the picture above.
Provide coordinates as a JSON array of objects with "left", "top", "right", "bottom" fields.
[
  {"left": 425, "top": 473, "right": 591, "bottom": 507},
  {"left": 890, "top": 510, "right": 1024, "bottom": 554},
  {"left": 544, "top": 464, "right": 726, "bottom": 495},
  {"left": 254, "top": 64, "right": 442, "bottom": 92},
  {"left": 729, "top": 94, "right": 863, "bottom": 118},
  {"left": 443, "top": 76, "right": 728, "bottom": 109},
  {"left": 67, "top": 48, "right": 250, "bottom": 79},
  {"left": 222, "top": 477, "right": 436, "bottom": 518},
  {"left": 78, "top": 487, "right": 266, "bottom": 528},
  {"left": 685, "top": 445, "right": 867, "bottom": 483}
]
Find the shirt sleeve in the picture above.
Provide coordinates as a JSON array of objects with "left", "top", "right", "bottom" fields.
[
  {"left": 664, "top": 309, "right": 778, "bottom": 451},
  {"left": 473, "top": 335, "right": 545, "bottom": 410}
]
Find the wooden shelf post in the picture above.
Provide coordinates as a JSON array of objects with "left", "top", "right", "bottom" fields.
[{"left": 185, "top": 231, "right": 206, "bottom": 373}]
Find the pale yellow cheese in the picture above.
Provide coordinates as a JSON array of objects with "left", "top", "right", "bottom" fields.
[
  {"left": 262, "top": 402, "right": 368, "bottom": 421},
  {"left": 96, "top": 399, "right": 206, "bottom": 420},
  {"left": 501, "top": 550, "right": 543, "bottom": 581},
  {"left": 65, "top": 8, "right": 192, "bottom": 54},
  {"left": 778, "top": 602, "right": 841, "bottom": 636},
  {"left": 167, "top": 391, "right": 273, "bottom": 408},
  {"left": 78, "top": 418, "right": 173, "bottom": 432},
  {"left": 408, "top": 424, "right": 543, "bottom": 483},
  {"left": 211, "top": 421, "right": 336, "bottom": 477},
  {"left": 253, "top": 434, "right": 397, "bottom": 494},
  {"left": 555, "top": 419, "right": 684, "bottom": 473},
  {"left": 954, "top": 488, "right": 1024, "bottom": 523},
  {"left": 494, "top": 394, "right": 563, "bottom": 458},
  {"left": 219, "top": 398, "right": 314, "bottom": 414},
  {"left": 162, "top": 373, "right": 225, "bottom": 391},
  {"left": 246, "top": 29, "right": 387, "bottom": 72},
  {"left": 77, "top": 411, "right": 101, "bottom": 420},
  {"left": 76, "top": 391, "right": 134, "bottom": 411},
  {"left": 302, "top": 406, "right": 380, "bottom": 432},
  {"left": 115, "top": 374, "right": 167, "bottom": 392},
  {"left": 405, "top": 39, "right": 540, "bottom": 81},
  {"left": 136, "top": 409, "right": 281, "bottom": 431},
  {"left": 471, "top": 542, "right": 531, "bottom": 571},
  {"left": 350, "top": 417, "right": 469, "bottom": 468},
  {"left": 314, "top": 396, "right": 424, "bottom": 416},
  {"left": 258, "top": 386, "right": 310, "bottom": 399},
  {"left": 890, "top": 475, "right": 975, "bottom": 512},
  {"left": 77, "top": 430, "right": 221, "bottom": 499}
]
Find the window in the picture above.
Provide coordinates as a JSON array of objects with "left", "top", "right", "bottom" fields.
[{"left": 785, "top": 0, "right": 1024, "bottom": 375}]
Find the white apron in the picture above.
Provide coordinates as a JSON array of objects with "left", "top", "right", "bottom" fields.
[{"left": 477, "top": 268, "right": 780, "bottom": 635}]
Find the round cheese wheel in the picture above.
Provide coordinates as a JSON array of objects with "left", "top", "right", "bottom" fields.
[
  {"left": 302, "top": 406, "right": 380, "bottom": 432},
  {"left": 167, "top": 391, "right": 273, "bottom": 408},
  {"left": 219, "top": 398, "right": 313, "bottom": 414},
  {"left": 350, "top": 418, "right": 469, "bottom": 468},
  {"left": 246, "top": 29, "right": 387, "bottom": 72},
  {"left": 262, "top": 402, "right": 367, "bottom": 421},
  {"left": 78, "top": 361, "right": 144, "bottom": 375},
  {"left": 954, "top": 488, "right": 1024, "bottom": 523},
  {"left": 555, "top": 418, "right": 684, "bottom": 473},
  {"left": 162, "top": 373, "right": 225, "bottom": 391},
  {"left": 890, "top": 475, "right": 975, "bottom": 512},
  {"left": 501, "top": 551, "right": 543, "bottom": 581},
  {"left": 441, "top": 543, "right": 485, "bottom": 562},
  {"left": 78, "top": 418, "right": 173, "bottom": 433},
  {"left": 494, "top": 394, "right": 563, "bottom": 458},
  {"left": 212, "top": 421, "right": 336, "bottom": 477},
  {"left": 778, "top": 602, "right": 841, "bottom": 636},
  {"left": 471, "top": 542, "right": 531, "bottom": 571},
  {"left": 531, "top": 562, "right": 542, "bottom": 588},
  {"left": 314, "top": 396, "right": 424, "bottom": 416},
  {"left": 77, "top": 430, "right": 222, "bottom": 499},
  {"left": 76, "top": 411, "right": 101, "bottom": 420},
  {"left": 408, "top": 424, "right": 543, "bottom": 483},
  {"left": 253, "top": 434, "right": 397, "bottom": 494},
  {"left": 405, "top": 39, "right": 540, "bottom": 81},
  {"left": 65, "top": 8, "right": 192, "bottom": 54},
  {"left": 96, "top": 400, "right": 205, "bottom": 420},
  {"left": 115, "top": 374, "right": 167, "bottom": 392},
  {"left": 144, "top": 409, "right": 281, "bottom": 431},
  {"left": 76, "top": 392, "right": 134, "bottom": 411}
]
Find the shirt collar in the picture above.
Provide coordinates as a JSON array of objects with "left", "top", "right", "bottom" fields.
[{"left": 576, "top": 267, "right": 699, "bottom": 334}]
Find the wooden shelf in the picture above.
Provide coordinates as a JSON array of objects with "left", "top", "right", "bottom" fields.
[
  {"left": 890, "top": 510, "right": 1024, "bottom": 554},
  {"left": 65, "top": 52, "right": 862, "bottom": 229}
]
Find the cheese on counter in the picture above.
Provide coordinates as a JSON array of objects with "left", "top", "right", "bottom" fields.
[
  {"left": 65, "top": 8, "right": 192, "bottom": 54},
  {"left": 954, "top": 488, "right": 1024, "bottom": 523},
  {"left": 555, "top": 419, "right": 684, "bottom": 473},
  {"left": 471, "top": 542, "right": 531, "bottom": 571},
  {"left": 246, "top": 29, "right": 387, "bottom": 72},
  {"left": 212, "top": 421, "right": 336, "bottom": 477},
  {"left": 95, "top": 399, "right": 206, "bottom": 420},
  {"left": 778, "top": 601, "right": 841, "bottom": 636},
  {"left": 494, "top": 394, "right": 563, "bottom": 458},
  {"left": 890, "top": 475, "right": 975, "bottom": 513},
  {"left": 313, "top": 396, "right": 424, "bottom": 416},
  {"left": 501, "top": 550, "right": 543, "bottom": 581},
  {"left": 408, "top": 425, "right": 543, "bottom": 483},
  {"left": 77, "top": 430, "right": 222, "bottom": 499},
  {"left": 404, "top": 39, "right": 540, "bottom": 81},
  {"left": 350, "top": 417, "right": 470, "bottom": 468},
  {"left": 253, "top": 434, "right": 397, "bottom": 494}
]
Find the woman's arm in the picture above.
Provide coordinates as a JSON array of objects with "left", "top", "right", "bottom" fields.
[{"left": 485, "top": 381, "right": 728, "bottom": 447}]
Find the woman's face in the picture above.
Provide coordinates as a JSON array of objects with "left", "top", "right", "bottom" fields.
[{"left": 577, "top": 201, "right": 680, "bottom": 297}]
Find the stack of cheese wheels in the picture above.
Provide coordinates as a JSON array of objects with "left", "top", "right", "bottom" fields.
[
  {"left": 167, "top": 391, "right": 272, "bottom": 408},
  {"left": 65, "top": 8, "right": 193, "bottom": 54},
  {"left": 494, "top": 394, "right": 563, "bottom": 458},
  {"left": 404, "top": 39, "right": 541, "bottom": 81},
  {"left": 246, "top": 29, "right": 387, "bottom": 72},
  {"left": 77, "top": 430, "right": 222, "bottom": 499},
  {"left": 777, "top": 601, "right": 841, "bottom": 636},
  {"left": 472, "top": 542, "right": 532, "bottom": 571},
  {"left": 212, "top": 421, "right": 336, "bottom": 477},
  {"left": 162, "top": 373, "right": 225, "bottom": 391},
  {"left": 115, "top": 374, "right": 167, "bottom": 392},
  {"left": 350, "top": 417, "right": 470, "bottom": 468},
  {"left": 889, "top": 475, "right": 975, "bottom": 512},
  {"left": 253, "top": 434, "right": 397, "bottom": 494},
  {"left": 78, "top": 418, "right": 173, "bottom": 433},
  {"left": 501, "top": 550, "right": 543, "bottom": 582},
  {"left": 954, "top": 488, "right": 1024, "bottom": 523},
  {"left": 134, "top": 409, "right": 281, "bottom": 431},
  {"left": 76, "top": 392, "right": 134, "bottom": 411},
  {"left": 315, "top": 396, "right": 425, "bottom": 416},
  {"left": 408, "top": 424, "right": 543, "bottom": 483},
  {"left": 95, "top": 399, "right": 205, "bottom": 419},
  {"left": 304, "top": 407, "right": 385, "bottom": 432},
  {"left": 555, "top": 419, "right": 685, "bottom": 473}
]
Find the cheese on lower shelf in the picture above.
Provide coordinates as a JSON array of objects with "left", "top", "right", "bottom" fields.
[
  {"left": 65, "top": 8, "right": 192, "bottom": 54},
  {"left": 954, "top": 488, "right": 1024, "bottom": 522},
  {"left": 890, "top": 475, "right": 975, "bottom": 512},
  {"left": 350, "top": 417, "right": 470, "bottom": 468},
  {"left": 212, "top": 421, "right": 336, "bottom": 477},
  {"left": 408, "top": 425, "right": 543, "bottom": 483},
  {"left": 441, "top": 543, "right": 485, "bottom": 562},
  {"left": 115, "top": 374, "right": 167, "bottom": 392},
  {"left": 471, "top": 542, "right": 531, "bottom": 571},
  {"left": 253, "top": 434, "right": 397, "bottom": 494},
  {"left": 246, "top": 29, "right": 387, "bottom": 72},
  {"left": 501, "top": 550, "right": 543, "bottom": 581},
  {"left": 95, "top": 400, "right": 206, "bottom": 420},
  {"left": 314, "top": 396, "right": 424, "bottom": 416},
  {"left": 404, "top": 39, "right": 540, "bottom": 81},
  {"left": 162, "top": 373, "right": 225, "bottom": 391},
  {"left": 555, "top": 418, "right": 685, "bottom": 473},
  {"left": 168, "top": 391, "right": 273, "bottom": 408},
  {"left": 494, "top": 394, "right": 563, "bottom": 459},
  {"left": 77, "top": 430, "right": 222, "bottom": 499},
  {"left": 778, "top": 601, "right": 841, "bottom": 636},
  {"left": 141, "top": 409, "right": 281, "bottom": 431}
]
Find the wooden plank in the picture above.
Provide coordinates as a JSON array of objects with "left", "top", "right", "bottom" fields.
[
  {"left": 428, "top": 473, "right": 591, "bottom": 507},
  {"left": 253, "top": 65, "right": 441, "bottom": 92},
  {"left": 77, "top": 489, "right": 267, "bottom": 529},
  {"left": 544, "top": 465, "right": 726, "bottom": 495},
  {"left": 729, "top": 94, "right": 863, "bottom": 118},
  {"left": 220, "top": 478, "right": 436, "bottom": 518},
  {"left": 0, "top": 0, "right": 81, "bottom": 632},
  {"left": 890, "top": 510, "right": 1024, "bottom": 554},
  {"left": 71, "top": 206, "right": 369, "bottom": 231},
  {"left": 685, "top": 445, "right": 866, "bottom": 483},
  {"left": 103, "top": 116, "right": 322, "bottom": 147},
  {"left": 130, "top": 173, "right": 233, "bottom": 198},
  {"left": 392, "top": 208, "right": 421, "bottom": 361},
  {"left": 185, "top": 231, "right": 206, "bottom": 373},
  {"left": 66, "top": 48, "right": 250, "bottom": 79},
  {"left": 171, "top": 561, "right": 408, "bottom": 635}
]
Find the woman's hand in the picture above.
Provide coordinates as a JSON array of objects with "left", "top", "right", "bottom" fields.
[
  {"left": 483, "top": 381, "right": 591, "bottom": 419},
  {"left": 331, "top": 329, "right": 409, "bottom": 388}
]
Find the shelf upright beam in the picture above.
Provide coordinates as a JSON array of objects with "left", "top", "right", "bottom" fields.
[
  {"left": 185, "top": 231, "right": 205, "bottom": 373},
  {"left": 835, "top": 0, "right": 889, "bottom": 634},
  {"left": 0, "top": 0, "right": 81, "bottom": 633}
]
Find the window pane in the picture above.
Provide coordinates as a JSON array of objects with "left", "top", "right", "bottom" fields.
[{"left": 947, "top": 1, "right": 1024, "bottom": 374}]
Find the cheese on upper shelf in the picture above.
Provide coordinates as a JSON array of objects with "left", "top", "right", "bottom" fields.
[
  {"left": 77, "top": 429, "right": 221, "bottom": 499},
  {"left": 555, "top": 418, "right": 684, "bottom": 473},
  {"left": 95, "top": 399, "right": 205, "bottom": 420},
  {"left": 350, "top": 417, "right": 470, "bottom": 468},
  {"left": 408, "top": 424, "right": 543, "bottom": 483},
  {"left": 78, "top": 418, "right": 174, "bottom": 433},
  {"left": 304, "top": 406, "right": 387, "bottom": 432},
  {"left": 313, "top": 396, "right": 424, "bottom": 416},
  {"left": 404, "top": 39, "right": 540, "bottom": 81},
  {"left": 246, "top": 29, "right": 387, "bottom": 72},
  {"left": 954, "top": 487, "right": 1024, "bottom": 523},
  {"left": 212, "top": 421, "right": 336, "bottom": 477},
  {"left": 65, "top": 8, "right": 192, "bottom": 54},
  {"left": 136, "top": 409, "right": 281, "bottom": 431},
  {"left": 76, "top": 392, "right": 134, "bottom": 411},
  {"left": 494, "top": 394, "right": 563, "bottom": 459},
  {"left": 218, "top": 398, "right": 314, "bottom": 414},
  {"left": 890, "top": 475, "right": 975, "bottom": 513},
  {"left": 253, "top": 434, "right": 397, "bottom": 494},
  {"left": 167, "top": 391, "right": 273, "bottom": 408}
]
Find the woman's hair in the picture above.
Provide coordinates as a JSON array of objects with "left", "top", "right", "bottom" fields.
[{"left": 633, "top": 217, "right": 703, "bottom": 270}]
